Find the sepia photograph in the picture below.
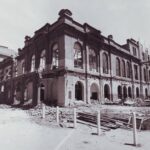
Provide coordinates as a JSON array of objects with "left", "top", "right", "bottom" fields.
[{"left": 0, "top": 0, "right": 150, "bottom": 150}]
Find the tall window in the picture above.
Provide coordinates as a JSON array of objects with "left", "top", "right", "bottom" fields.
[
  {"left": 118, "top": 86, "right": 122, "bottom": 99},
  {"left": 126, "top": 61, "right": 130, "bottom": 78},
  {"left": 39, "top": 50, "right": 46, "bottom": 71},
  {"left": 128, "top": 87, "right": 132, "bottom": 98},
  {"left": 123, "top": 86, "right": 127, "bottom": 99},
  {"left": 145, "top": 88, "right": 148, "bottom": 98},
  {"left": 103, "top": 53, "right": 109, "bottom": 74},
  {"left": 133, "top": 47, "right": 137, "bottom": 56},
  {"left": 134, "top": 65, "right": 138, "bottom": 80},
  {"left": 89, "top": 49, "right": 98, "bottom": 72},
  {"left": 75, "top": 81, "right": 83, "bottom": 100},
  {"left": 142, "top": 52, "right": 145, "bottom": 60},
  {"left": 24, "top": 88, "right": 28, "bottom": 101},
  {"left": 122, "top": 60, "right": 126, "bottom": 77},
  {"left": 31, "top": 55, "right": 35, "bottom": 72},
  {"left": 1, "top": 85, "right": 4, "bottom": 92},
  {"left": 149, "top": 70, "right": 150, "bottom": 81},
  {"left": 143, "top": 68, "right": 147, "bottom": 81},
  {"left": 74, "top": 42, "right": 83, "bottom": 68},
  {"left": 104, "top": 84, "right": 110, "bottom": 99},
  {"left": 136, "top": 87, "right": 139, "bottom": 98},
  {"left": 116, "top": 58, "right": 121, "bottom": 76},
  {"left": 52, "top": 43, "right": 59, "bottom": 69},
  {"left": 16, "top": 82, "right": 21, "bottom": 92}
]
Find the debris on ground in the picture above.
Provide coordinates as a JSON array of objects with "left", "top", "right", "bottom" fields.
[{"left": 23, "top": 103, "right": 150, "bottom": 131}]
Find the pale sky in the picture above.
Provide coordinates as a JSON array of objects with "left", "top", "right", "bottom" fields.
[{"left": 0, "top": 0, "right": 150, "bottom": 51}]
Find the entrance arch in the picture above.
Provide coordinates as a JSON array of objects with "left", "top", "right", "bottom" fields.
[
  {"left": 136, "top": 87, "right": 139, "bottom": 98},
  {"left": 123, "top": 86, "right": 127, "bottom": 99},
  {"left": 128, "top": 87, "right": 132, "bottom": 98},
  {"left": 40, "top": 84, "right": 45, "bottom": 102},
  {"left": 118, "top": 85, "right": 122, "bottom": 99},
  {"left": 145, "top": 88, "right": 148, "bottom": 98},
  {"left": 15, "top": 82, "right": 21, "bottom": 101},
  {"left": 90, "top": 83, "right": 99, "bottom": 100},
  {"left": 104, "top": 84, "right": 110, "bottom": 100},
  {"left": 75, "top": 81, "right": 84, "bottom": 101}
]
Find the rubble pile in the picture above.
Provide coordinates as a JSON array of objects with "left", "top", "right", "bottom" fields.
[
  {"left": 23, "top": 103, "right": 150, "bottom": 130},
  {"left": 26, "top": 104, "right": 75, "bottom": 125},
  {"left": 0, "top": 104, "right": 13, "bottom": 109}
]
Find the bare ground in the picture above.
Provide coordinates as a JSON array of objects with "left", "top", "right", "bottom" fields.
[{"left": 0, "top": 104, "right": 150, "bottom": 150}]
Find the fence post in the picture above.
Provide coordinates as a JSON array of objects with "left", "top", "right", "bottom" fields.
[
  {"left": 132, "top": 112, "right": 138, "bottom": 146},
  {"left": 56, "top": 106, "right": 59, "bottom": 124},
  {"left": 42, "top": 103, "right": 45, "bottom": 119},
  {"left": 74, "top": 108, "right": 77, "bottom": 128},
  {"left": 97, "top": 110, "right": 101, "bottom": 135}
]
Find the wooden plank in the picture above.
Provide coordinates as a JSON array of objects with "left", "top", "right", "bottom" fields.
[{"left": 77, "top": 119, "right": 110, "bottom": 131}]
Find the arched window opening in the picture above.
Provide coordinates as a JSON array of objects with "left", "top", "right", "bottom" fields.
[
  {"left": 8, "top": 90, "right": 11, "bottom": 99},
  {"left": 31, "top": 55, "right": 35, "bottom": 72},
  {"left": 1, "top": 85, "right": 4, "bottom": 92},
  {"left": 123, "top": 86, "right": 127, "bottom": 99},
  {"left": 116, "top": 58, "right": 121, "bottom": 76},
  {"left": 128, "top": 87, "right": 132, "bottom": 98},
  {"left": 52, "top": 43, "right": 59, "bottom": 69},
  {"left": 136, "top": 87, "right": 139, "bottom": 98},
  {"left": 134, "top": 65, "right": 138, "bottom": 80},
  {"left": 90, "top": 83, "right": 99, "bottom": 100},
  {"left": 15, "top": 82, "right": 21, "bottom": 101},
  {"left": 24, "top": 88, "right": 28, "bottom": 101},
  {"left": 145, "top": 88, "right": 148, "bottom": 99},
  {"left": 75, "top": 81, "right": 83, "bottom": 101},
  {"left": 104, "top": 84, "right": 110, "bottom": 100},
  {"left": 118, "top": 86, "right": 122, "bottom": 99},
  {"left": 40, "top": 84, "right": 45, "bottom": 102},
  {"left": 144, "top": 68, "right": 147, "bottom": 81},
  {"left": 16, "top": 83, "right": 21, "bottom": 92},
  {"left": 74, "top": 42, "right": 83, "bottom": 68},
  {"left": 126, "top": 61, "right": 131, "bottom": 78},
  {"left": 133, "top": 47, "right": 137, "bottom": 56},
  {"left": 103, "top": 53, "right": 109, "bottom": 74},
  {"left": 39, "top": 50, "right": 46, "bottom": 71},
  {"left": 122, "top": 60, "right": 126, "bottom": 77},
  {"left": 89, "top": 49, "right": 98, "bottom": 72}
]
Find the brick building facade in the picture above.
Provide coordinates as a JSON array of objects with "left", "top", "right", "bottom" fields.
[{"left": 0, "top": 9, "right": 149, "bottom": 107}]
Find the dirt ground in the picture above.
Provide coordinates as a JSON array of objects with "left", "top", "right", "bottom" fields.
[{"left": 0, "top": 105, "right": 150, "bottom": 150}]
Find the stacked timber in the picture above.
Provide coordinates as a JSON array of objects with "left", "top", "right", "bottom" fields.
[
  {"left": 78, "top": 112, "right": 150, "bottom": 131},
  {"left": 78, "top": 112, "right": 122, "bottom": 130}
]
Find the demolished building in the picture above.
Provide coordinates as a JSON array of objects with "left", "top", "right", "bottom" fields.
[{"left": 0, "top": 9, "right": 149, "bottom": 107}]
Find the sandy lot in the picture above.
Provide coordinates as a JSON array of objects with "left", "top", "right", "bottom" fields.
[
  {"left": 60, "top": 124, "right": 150, "bottom": 150},
  {"left": 0, "top": 105, "right": 150, "bottom": 150},
  {"left": 0, "top": 108, "right": 71, "bottom": 150}
]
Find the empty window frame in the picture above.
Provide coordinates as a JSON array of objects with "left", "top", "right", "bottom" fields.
[
  {"left": 103, "top": 53, "right": 109, "bottom": 74},
  {"left": 89, "top": 49, "right": 98, "bottom": 72},
  {"left": 31, "top": 55, "right": 35, "bottom": 72},
  {"left": 122, "top": 60, "right": 126, "bottom": 77},
  {"left": 74, "top": 42, "right": 83, "bottom": 68},
  {"left": 39, "top": 50, "right": 46, "bottom": 71},
  {"left": 134, "top": 65, "right": 138, "bottom": 80},
  {"left": 116, "top": 58, "right": 121, "bottom": 76},
  {"left": 52, "top": 43, "right": 59, "bottom": 69}
]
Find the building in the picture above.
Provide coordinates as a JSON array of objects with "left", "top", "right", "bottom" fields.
[
  {"left": 0, "top": 45, "right": 16, "bottom": 62},
  {"left": 0, "top": 9, "right": 149, "bottom": 107}
]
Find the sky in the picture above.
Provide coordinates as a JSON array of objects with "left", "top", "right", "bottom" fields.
[{"left": 0, "top": 0, "right": 150, "bottom": 51}]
